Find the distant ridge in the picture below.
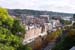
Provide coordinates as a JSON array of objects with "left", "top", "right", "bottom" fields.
[{"left": 8, "top": 9, "right": 73, "bottom": 17}]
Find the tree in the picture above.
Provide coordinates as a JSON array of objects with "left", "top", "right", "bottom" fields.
[
  {"left": 0, "top": 7, "right": 31, "bottom": 50},
  {"left": 11, "top": 19, "right": 25, "bottom": 36},
  {"left": 52, "top": 25, "right": 75, "bottom": 50},
  {"left": 73, "top": 14, "right": 75, "bottom": 21}
]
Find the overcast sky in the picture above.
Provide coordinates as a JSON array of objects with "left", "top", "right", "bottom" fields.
[{"left": 0, "top": 0, "right": 75, "bottom": 13}]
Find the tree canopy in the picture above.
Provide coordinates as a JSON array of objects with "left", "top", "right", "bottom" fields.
[
  {"left": 0, "top": 7, "right": 32, "bottom": 50},
  {"left": 52, "top": 24, "right": 75, "bottom": 50}
]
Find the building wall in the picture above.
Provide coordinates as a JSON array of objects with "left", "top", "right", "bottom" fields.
[{"left": 24, "top": 27, "right": 42, "bottom": 40}]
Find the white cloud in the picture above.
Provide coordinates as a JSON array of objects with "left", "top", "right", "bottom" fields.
[{"left": 0, "top": 0, "right": 75, "bottom": 13}]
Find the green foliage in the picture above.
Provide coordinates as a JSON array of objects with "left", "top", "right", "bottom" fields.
[
  {"left": 52, "top": 25, "right": 75, "bottom": 50},
  {"left": 73, "top": 14, "right": 75, "bottom": 20},
  {"left": 0, "top": 8, "right": 8, "bottom": 20},
  {"left": 17, "top": 45, "right": 32, "bottom": 50},
  {"left": 60, "top": 19, "right": 72, "bottom": 25},
  {"left": 0, "top": 44, "right": 15, "bottom": 50},
  {"left": 46, "top": 29, "right": 62, "bottom": 43},
  {"left": 11, "top": 19, "right": 25, "bottom": 36},
  {"left": 0, "top": 7, "right": 31, "bottom": 50},
  {"left": 52, "top": 36, "right": 75, "bottom": 50}
]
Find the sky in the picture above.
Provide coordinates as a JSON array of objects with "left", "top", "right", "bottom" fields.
[{"left": 0, "top": 0, "right": 75, "bottom": 13}]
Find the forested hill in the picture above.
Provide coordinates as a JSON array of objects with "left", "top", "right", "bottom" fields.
[{"left": 8, "top": 9, "right": 73, "bottom": 17}]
